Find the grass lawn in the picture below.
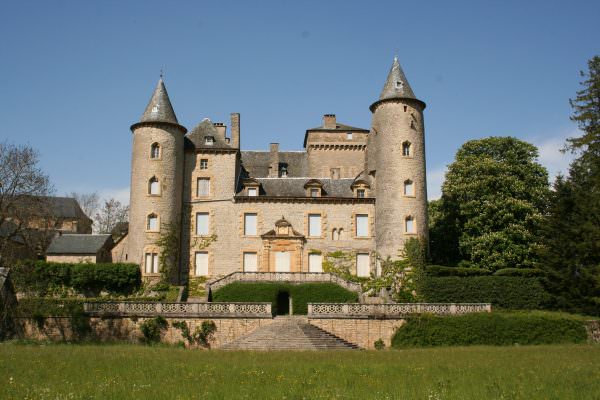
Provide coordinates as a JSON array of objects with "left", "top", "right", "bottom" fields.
[{"left": 1, "top": 343, "right": 599, "bottom": 399}]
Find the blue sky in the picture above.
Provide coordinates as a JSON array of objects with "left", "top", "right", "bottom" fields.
[{"left": 1, "top": 0, "right": 598, "bottom": 202}]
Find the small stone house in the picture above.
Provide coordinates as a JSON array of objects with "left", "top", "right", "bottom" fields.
[{"left": 46, "top": 234, "right": 114, "bottom": 263}]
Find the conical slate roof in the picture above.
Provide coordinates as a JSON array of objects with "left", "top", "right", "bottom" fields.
[
  {"left": 139, "top": 78, "right": 179, "bottom": 124},
  {"left": 379, "top": 56, "right": 416, "bottom": 101}
]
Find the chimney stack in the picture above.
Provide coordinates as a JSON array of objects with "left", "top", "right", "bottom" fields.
[
  {"left": 269, "top": 143, "right": 280, "bottom": 178},
  {"left": 323, "top": 114, "right": 336, "bottom": 129},
  {"left": 230, "top": 113, "right": 240, "bottom": 149},
  {"left": 213, "top": 122, "right": 226, "bottom": 139}
]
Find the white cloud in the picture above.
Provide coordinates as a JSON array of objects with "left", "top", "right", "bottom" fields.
[
  {"left": 98, "top": 187, "right": 130, "bottom": 205},
  {"left": 427, "top": 166, "right": 447, "bottom": 201},
  {"left": 529, "top": 129, "right": 578, "bottom": 182}
]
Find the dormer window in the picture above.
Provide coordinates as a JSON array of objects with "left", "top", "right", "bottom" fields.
[
  {"left": 279, "top": 164, "right": 288, "bottom": 178},
  {"left": 396, "top": 80, "right": 404, "bottom": 89},
  {"left": 304, "top": 179, "right": 323, "bottom": 197},
  {"left": 205, "top": 136, "right": 214, "bottom": 145},
  {"left": 247, "top": 187, "right": 258, "bottom": 197},
  {"left": 150, "top": 143, "right": 160, "bottom": 159},
  {"left": 357, "top": 189, "right": 365, "bottom": 198},
  {"left": 310, "top": 188, "right": 320, "bottom": 197},
  {"left": 351, "top": 180, "right": 370, "bottom": 198}
]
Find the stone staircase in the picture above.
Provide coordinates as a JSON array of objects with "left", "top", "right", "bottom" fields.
[{"left": 220, "top": 316, "right": 360, "bottom": 350}]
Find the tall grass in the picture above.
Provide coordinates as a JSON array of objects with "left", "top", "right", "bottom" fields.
[{"left": 1, "top": 343, "right": 599, "bottom": 399}]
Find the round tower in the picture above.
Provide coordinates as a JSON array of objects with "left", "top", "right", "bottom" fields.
[
  {"left": 369, "top": 57, "right": 428, "bottom": 260},
  {"left": 127, "top": 78, "right": 186, "bottom": 278}
]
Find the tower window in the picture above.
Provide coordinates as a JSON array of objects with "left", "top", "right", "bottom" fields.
[
  {"left": 404, "top": 180, "right": 414, "bottom": 196},
  {"left": 144, "top": 253, "right": 159, "bottom": 274},
  {"left": 405, "top": 216, "right": 416, "bottom": 234},
  {"left": 402, "top": 141, "right": 411, "bottom": 156},
  {"left": 150, "top": 143, "right": 160, "bottom": 159},
  {"left": 147, "top": 214, "right": 159, "bottom": 231},
  {"left": 200, "top": 159, "right": 208, "bottom": 169},
  {"left": 148, "top": 177, "right": 160, "bottom": 195}
]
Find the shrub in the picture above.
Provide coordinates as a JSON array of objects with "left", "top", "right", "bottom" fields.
[
  {"left": 212, "top": 282, "right": 358, "bottom": 315},
  {"left": 139, "top": 316, "right": 168, "bottom": 344},
  {"left": 425, "top": 265, "right": 491, "bottom": 277},
  {"left": 493, "top": 268, "right": 545, "bottom": 277},
  {"left": 391, "top": 312, "right": 588, "bottom": 348},
  {"left": 374, "top": 339, "right": 385, "bottom": 350},
  {"left": 420, "top": 276, "right": 551, "bottom": 309}
]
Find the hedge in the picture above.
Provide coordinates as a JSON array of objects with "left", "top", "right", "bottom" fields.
[
  {"left": 420, "top": 276, "right": 551, "bottom": 309},
  {"left": 493, "top": 268, "right": 545, "bottom": 277},
  {"left": 211, "top": 282, "right": 358, "bottom": 315},
  {"left": 425, "top": 265, "right": 491, "bottom": 277},
  {"left": 391, "top": 312, "right": 589, "bottom": 347},
  {"left": 11, "top": 261, "right": 141, "bottom": 296}
]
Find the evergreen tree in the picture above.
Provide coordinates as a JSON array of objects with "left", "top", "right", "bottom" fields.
[{"left": 539, "top": 56, "right": 600, "bottom": 315}]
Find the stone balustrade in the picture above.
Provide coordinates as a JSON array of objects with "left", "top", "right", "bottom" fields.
[
  {"left": 308, "top": 303, "right": 492, "bottom": 318},
  {"left": 83, "top": 302, "right": 272, "bottom": 318},
  {"left": 206, "top": 272, "right": 363, "bottom": 295}
]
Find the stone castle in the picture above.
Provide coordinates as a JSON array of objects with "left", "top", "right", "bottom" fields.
[{"left": 112, "top": 57, "right": 428, "bottom": 281}]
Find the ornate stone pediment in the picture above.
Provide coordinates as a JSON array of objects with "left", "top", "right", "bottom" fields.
[{"left": 261, "top": 217, "right": 304, "bottom": 240}]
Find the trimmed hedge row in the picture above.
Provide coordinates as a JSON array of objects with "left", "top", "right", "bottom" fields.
[
  {"left": 11, "top": 261, "right": 141, "bottom": 295},
  {"left": 391, "top": 312, "right": 589, "bottom": 347},
  {"left": 425, "top": 265, "right": 544, "bottom": 277},
  {"left": 211, "top": 282, "right": 358, "bottom": 315},
  {"left": 420, "top": 276, "right": 551, "bottom": 309}
]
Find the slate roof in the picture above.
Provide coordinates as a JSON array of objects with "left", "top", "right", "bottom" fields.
[
  {"left": 46, "top": 234, "right": 112, "bottom": 255},
  {"left": 379, "top": 56, "right": 416, "bottom": 101},
  {"left": 139, "top": 78, "right": 179, "bottom": 124},
  {"left": 306, "top": 122, "right": 369, "bottom": 133},
  {"left": 186, "top": 119, "right": 235, "bottom": 150},
  {"left": 237, "top": 178, "right": 357, "bottom": 198},
  {"left": 240, "top": 151, "right": 308, "bottom": 178},
  {"left": 45, "top": 197, "right": 92, "bottom": 221}
]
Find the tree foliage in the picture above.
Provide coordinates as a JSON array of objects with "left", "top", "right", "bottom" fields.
[
  {"left": 538, "top": 56, "right": 600, "bottom": 315},
  {"left": 431, "top": 137, "right": 549, "bottom": 270},
  {"left": 94, "top": 198, "right": 128, "bottom": 234}
]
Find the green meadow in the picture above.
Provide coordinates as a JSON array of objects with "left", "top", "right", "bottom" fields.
[{"left": 1, "top": 343, "right": 599, "bottom": 399}]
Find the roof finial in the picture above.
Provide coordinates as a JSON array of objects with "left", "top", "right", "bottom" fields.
[{"left": 159, "top": 68, "right": 164, "bottom": 80}]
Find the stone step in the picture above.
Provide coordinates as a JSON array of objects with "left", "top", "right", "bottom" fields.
[{"left": 220, "top": 316, "right": 359, "bottom": 351}]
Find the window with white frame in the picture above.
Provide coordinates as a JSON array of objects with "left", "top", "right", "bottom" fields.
[
  {"left": 308, "top": 214, "right": 321, "bottom": 237},
  {"left": 346, "top": 132, "right": 353, "bottom": 140},
  {"left": 243, "top": 252, "right": 258, "bottom": 272},
  {"left": 196, "top": 212, "right": 209, "bottom": 235},
  {"left": 150, "top": 143, "right": 160, "bottom": 159},
  {"left": 405, "top": 216, "right": 416, "bottom": 234},
  {"left": 197, "top": 178, "right": 210, "bottom": 197},
  {"left": 247, "top": 187, "right": 258, "bottom": 197},
  {"left": 149, "top": 177, "right": 160, "bottom": 195},
  {"left": 308, "top": 253, "right": 323, "bottom": 273},
  {"left": 355, "top": 214, "right": 369, "bottom": 237},
  {"left": 200, "top": 159, "right": 208, "bottom": 169},
  {"left": 404, "top": 180, "right": 414, "bottom": 196},
  {"left": 195, "top": 252, "right": 209, "bottom": 276},
  {"left": 356, "top": 253, "right": 370, "bottom": 277},
  {"left": 147, "top": 214, "right": 158, "bottom": 231},
  {"left": 144, "top": 253, "right": 159, "bottom": 274},
  {"left": 244, "top": 213, "right": 257, "bottom": 236}
]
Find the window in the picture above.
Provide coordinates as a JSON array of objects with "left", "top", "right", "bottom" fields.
[
  {"left": 147, "top": 214, "right": 158, "bottom": 231},
  {"left": 243, "top": 252, "right": 258, "bottom": 272},
  {"left": 247, "top": 187, "right": 258, "bottom": 197},
  {"left": 205, "top": 136, "right": 214, "bottom": 145},
  {"left": 149, "top": 177, "right": 160, "bottom": 195},
  {"left": 144, "top": 253, "right": 159, "bottom": 274},
  {"left": 356, "top": 214, "right": 369, "bottom": 237},
  {"left": 402, "top": 141, "right": 411, "bottom": 156},
  {"left": 200, "top": 159, "right": 208, "bottom": 169},
  {"left": 330, "top": 168, "right": 340, "bottom": 180},
  {"left": 405, "top": 216, "right": 416, "bottom": 234},
  {"left": 308, "top": 214, "right": 321, "bottom": 237},
  {"left": 197, "top": 178, "right": 210, "bottom": 197},
  {"left": 346, "top": 132, "right": 353, "bottom": 140},
  {"left": 308, "top": 253, "right": 323, "bottom": 273},
  {"left": 275, "top": 251, "right": 291, "bottom": 272},
  {"left": 195, "top": 252, "right": 209, "bottom": 276},
  {"left": 150, "top": 143, "right": 160, "bottom": 159},
  {"left": 404, "top": 180, "right": 414, "bottom": 196},
  {"left": 279, "top": 164, "right": 288, "bottom": 178},
  {"left": 244, "top": 213, "right": 257, "bottom": 236},
  {"left": 356, "top": 253, "right": 370, "bottom": 277},
  {"left": 196, "top": 212, "right": 209, "bottom": 235},
  {"left": 357, "top": 189, "right": 366, "bottom": 198},
  {"left": 332, "top": 228, "right": 338, "bottom": 240},
  {"left": 310, "top": 188, "right": 320, "bottom": 197},
  {"left": 396, "top": 80, "right": 403, "bottom": 89}
]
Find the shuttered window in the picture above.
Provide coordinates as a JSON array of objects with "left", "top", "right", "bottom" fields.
[
  {"left": 197, "top": 178, "right": 210, "bottom": 197},
  {"left": 195, "top": 252, "right": 209, "bottom": 276},
  {"left": 356, "top": 253, "right": 370, "bottom": 277},
  {"left": 196, "top": 212, "right": 209, "bottom": 235},
  {"left": 244, "top": 213, "right": 257, "bottom": 236},
  {"left": 275, "top": 251, "right": 290, "bottom": 272},
  {"left": 356, "top": 214, "right": 369, "bottom": 237},
  {"left": 243, "top": 252, "right": 258, "bottom": 272},
  {"left": 308, "top": 214, "right": 321, "bottom": 237},
  {"left": 308, "top": 254, "right": 323, "bottom": 273}
]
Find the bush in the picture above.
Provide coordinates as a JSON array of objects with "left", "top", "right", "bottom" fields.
[
  {"left": 11, "top": 261, "right": 141, "bottom": 296},
  {"left": 140, "top": 316, "right": 168, "bottom": 344},
  {"left": 425, "top": 265, "right": 491, "bottom": 277},
  {"left": 420, "top": 276, "right": 551, "bottom": 309},
  {"left": 374, "top": 339, "right": 385, "bottom": 350},
  {"left": 212, "top": 282, "right": 358, "bottom": 315},
  {"left": 391, "top": 312, "right": 588, "bottom": 348},
  {"left": 493, "top": 268, "right": 545, "bottom": 277}
]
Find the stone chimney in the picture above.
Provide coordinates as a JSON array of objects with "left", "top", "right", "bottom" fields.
[
  {"left": 269, "top": 143, "right": 280, "bottom": 178},
  {"left": 323, "top": 114, "right": 337, "bottom": 129},
  {"left": 230, "top": 112, "right": 240, "bottom": 149},
  {"left": 213, "top": 122, "right": 226, "bottom": 140}
]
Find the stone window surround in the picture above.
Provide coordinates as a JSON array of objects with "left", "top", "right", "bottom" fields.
[
  {"left": 146, "top": 213, "right": 160, "bottom": 233},
  {"left": 195, "top": 175, "right": 212, "bottom": 199},
  {"left": 351, "top": 182, "right": 370, "bottom": 198},
  {"left": 354, "top": 250, "right": 373, "bottom": 276},
  {"left": 403, "top": 178, "right": 416, "bottom": 198},
  {"left": 239, "top": 209, "right": 263, "bottom": 238},
  {"left": 149, "top": 142, "right": 161, "bottom": 160},
  {"left": 190, "top": 249, "right": 213, "bottom": 277},
  {"left": 199, "top": 158, "right": 209, "bottom": 170},
  {"left": 147, "top": 175, "right": 161, "bottom": 197},
  {"left": 401, "top": 140, "right": 413, "bottom": 158},
  {"left": 351, "top": 211, "right": 372, "bottom": 239},
  {"left": 142, "top": 245, "right": 161, "bottom": 277},
  {"left": 404, "top": 215, "right": 417, "bottom": 235},
  {"left": 240, "top": 248, "right": 261, "bottom": 272},
  {"left": 304, "top": 211, "right": 327, "bottom": 239},
  {"left": 192, "top": 209, "right": 214, "bottom": 237}
]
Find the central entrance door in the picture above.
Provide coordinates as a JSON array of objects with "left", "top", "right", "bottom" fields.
[{"left": 275, "top": 251, "right": 291, "bottom": 272}]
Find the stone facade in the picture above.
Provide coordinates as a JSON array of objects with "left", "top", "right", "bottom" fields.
[{"left": 120, "top": 58, "right": 429, "bottom": 282}]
